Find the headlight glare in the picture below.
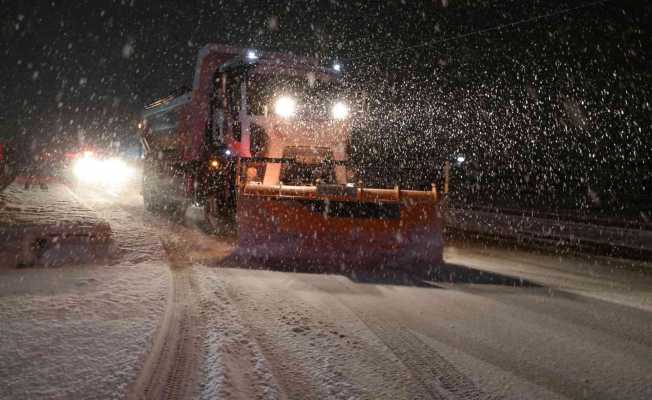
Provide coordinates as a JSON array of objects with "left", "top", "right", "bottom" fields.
[
  {"left": 331, "top": 101, "right": 350, "bottom": 120},
  {"left": 73, "top": 154, "right": 101, "bottom": 183},
  {"left": 274, "top": 96, "right": 297, "bottom": 118},
  {"left": 72, "top": 154, "right": 133, "bottom": 188}
]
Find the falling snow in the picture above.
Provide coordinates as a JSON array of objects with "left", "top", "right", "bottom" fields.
[{"left": 1, "top": 1, "right": 651, "bottom": 399}]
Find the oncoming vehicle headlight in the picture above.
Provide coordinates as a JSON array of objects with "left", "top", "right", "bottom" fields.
[
  {"left": 72, "top": 154, "right": 133, "bottom": 187},
  {"left": 73, "top": 154, "right": 102, "bottom": 183},
  {"left": 331, "top": 101, "right": 350, "bottom": 120},
  {"left": 102, "top": 158, "right": 133, "bottom": 186},
  {"left": 274, "top": 96, "right": 297, "bottom": 118}
]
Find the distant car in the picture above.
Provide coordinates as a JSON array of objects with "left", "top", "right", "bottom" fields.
[{"left": 63, "top": 147, "right": 135, "bottom": 189}]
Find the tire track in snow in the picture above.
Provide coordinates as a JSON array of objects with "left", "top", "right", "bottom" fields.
[
  {"left": 194, "top": 269, "right": 285, "bottom": 400},
  {"left": 127, "top": 241, "right": 202, "bottom": 400},
  {"left": 311, "top": 276, "right": 495, "bottom": 400},
  {"left": 67, "top": 182, "right": 209, "bottom": 399},
  {"left": 362, "top": 321, "right": 491, "bottom": 400},
  {"left": 217, "top": 268, "right": 448, "bottom": 399}
]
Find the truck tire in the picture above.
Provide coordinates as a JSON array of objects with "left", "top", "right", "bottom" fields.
[
  {"left": 143, "top": 186, "right": 156, "bottom": 211},
  {"left": 143, "top": 187, "right": 154, "bottom": 211},
  {"left": 142, "top": 174, "right": 161, "bottom": 212},
  {"left": 204, "top": 195, "right": 236, "bottom": 235}
]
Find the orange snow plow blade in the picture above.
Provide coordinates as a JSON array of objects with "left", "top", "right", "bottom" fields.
[{"left": 236, "top": 182, "right": 444, "bottom": 270}]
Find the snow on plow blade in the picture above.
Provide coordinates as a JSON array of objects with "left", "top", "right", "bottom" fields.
[{"left": 236, "top": 183, "right": 443, "bottom": 270}]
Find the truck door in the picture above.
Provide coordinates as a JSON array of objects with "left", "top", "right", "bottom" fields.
[
  {"left": 210, "top": 74, "right": 226, "bottom": 147},
  {"left": 209, "top": 71, "right": 244, "bottom": 148},
  {"left": 225, "top": 73, "right": 242, "bottom": 143}
]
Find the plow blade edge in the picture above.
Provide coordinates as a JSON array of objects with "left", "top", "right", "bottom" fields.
[{"left": 236, "top": 186, "right": 443, "bottom": 270}]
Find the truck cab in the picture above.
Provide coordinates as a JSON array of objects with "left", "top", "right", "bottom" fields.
[
  {"left": 140, "top": 46, "right": 355, "bottom": 219},
  {"left": 211, "top": 51, "right": 353, "bottom": 187}
]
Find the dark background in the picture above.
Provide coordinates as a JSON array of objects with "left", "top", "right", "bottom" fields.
[{"left": 1, "top": 0, "right": 650, "bottom": 215}]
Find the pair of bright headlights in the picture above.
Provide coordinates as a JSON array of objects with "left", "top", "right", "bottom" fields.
[
  {"left": 273, "top": 96, "right": 350, "bottom": 120},
  {"left": 72, "top": 154, "right": 134, "bottom": 187}
]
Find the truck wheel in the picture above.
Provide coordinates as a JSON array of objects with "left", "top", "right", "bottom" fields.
[
  {"left": 143, "top": 187, "right": 155, "bottom": 211},
  {"left": 142, "top": 178, "right": 160, "bottom": 212},
  {"left": 165, "top": 199, "right": 187, "bottom": 221},
  {"left": 204, "top": 196, "right": 235, "bottom": 235}
]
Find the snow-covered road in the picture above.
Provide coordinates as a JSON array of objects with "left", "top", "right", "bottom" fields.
[
  {"left": 1, "top": 179, "right": 651, "bottom": 399},
  {"left": 184, "top": 254, "right": 652, "bottom": 400},
  {"left": 0, "top": 181, "right": 169, "bottom": 399}
]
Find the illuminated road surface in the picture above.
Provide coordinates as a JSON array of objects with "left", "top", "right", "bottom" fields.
[{"left": 1, "top": 179, "right": 651, "bottom": 400}]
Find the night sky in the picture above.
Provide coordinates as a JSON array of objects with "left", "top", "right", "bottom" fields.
[{"left": 1, "top": 0, "right": 650, "bottom": 212}]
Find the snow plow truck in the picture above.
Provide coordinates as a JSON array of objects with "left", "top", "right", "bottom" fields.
[{"left": 139, "top": 44, "right": 443, "bottom": 271}]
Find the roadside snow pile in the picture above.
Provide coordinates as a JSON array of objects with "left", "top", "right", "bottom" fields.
[{"left": 0, "top": 183, "right": 112, "bottom": 267}]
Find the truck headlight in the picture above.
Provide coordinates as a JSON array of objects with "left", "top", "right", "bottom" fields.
[
  {"left": 331, "top": 101, "right": 350, "bottom": 120},
  {"left": 274, "top": 96, "right": 297, "bottom": 118}
]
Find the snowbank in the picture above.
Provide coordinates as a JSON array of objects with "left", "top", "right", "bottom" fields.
[{"left": 0, "top": 183, "right": 112, "bottom": 267}]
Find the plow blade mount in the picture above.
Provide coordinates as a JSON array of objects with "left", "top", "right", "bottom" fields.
[{"left": 236, "top": 183, "right": 443, "bottom": 270}]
